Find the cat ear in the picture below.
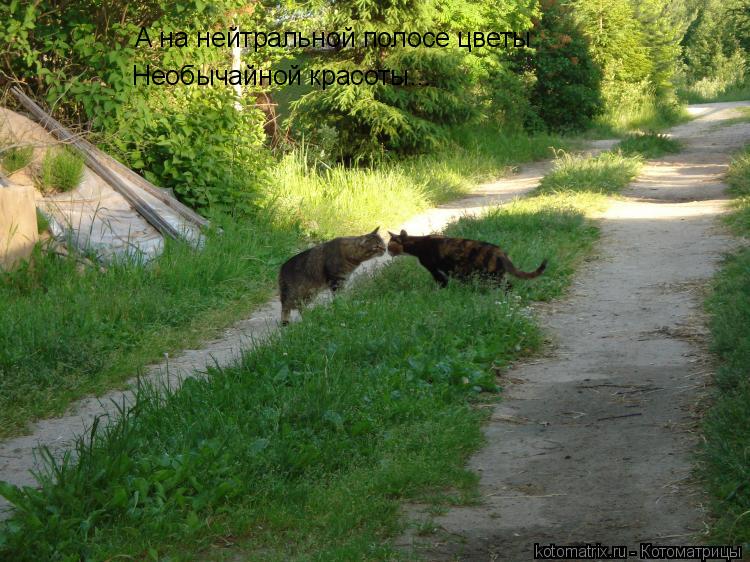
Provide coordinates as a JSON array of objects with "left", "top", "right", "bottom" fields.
[
  {"left": 388, "top": 231, "right": 398, "bottom": 238},
  {"left": 370, "top": 226, "right": 380, "bottom": 235},
  {"left": 400, "top": 229, "right": 407, "bottom": 237}
]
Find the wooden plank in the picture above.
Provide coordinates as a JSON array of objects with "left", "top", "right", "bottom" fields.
[{"left": 10, "top": 87, "right": 181, "bottom": 240}]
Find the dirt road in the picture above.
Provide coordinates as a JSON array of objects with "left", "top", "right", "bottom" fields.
[{"left": 404, "top": 103, "right": 750, "bottom": 560}]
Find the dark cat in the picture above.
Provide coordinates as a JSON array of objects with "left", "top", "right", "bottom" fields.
[
  {"left": 387, "top": 229, "right": 547, "bottom": 287},
  {"left": 279, "top": 227, "right": 386, "bottom": 325}
]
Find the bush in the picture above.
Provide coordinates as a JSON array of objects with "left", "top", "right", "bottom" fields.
[
  {"left": 109, "top": 88, "right": 270, "bottom": 216},
  {"left": 528, "top": 0, "right": 603, "bottom": 131}
]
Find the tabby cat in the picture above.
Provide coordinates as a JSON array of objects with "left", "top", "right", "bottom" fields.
[
  {"left": 387, "top": 229, "right": 547, "bottom": 287},
  {"left": 279, "top": 227, "right": 386, "bottom": 325}
]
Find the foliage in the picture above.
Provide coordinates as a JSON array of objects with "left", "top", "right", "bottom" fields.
[
  {"left": 678, "top": 0, "right": 749, "bottom": 102},
  {"left": 0, "top": 191, "right": 601, "bottom": 560},
  {"left": 107, "top": 88, "right": 270, "bottom": 216},
  {"left": 0, "top": 0, "right": 273, "bottom": 214},
  {"left": 525, "top": 0, "right": 603, "bottom": 131},
  {"left": 291, "top": 53, "right": 474, "bottom": 159},
  {"left": 38, "top": 147, "right": 84, "bottom": 193}
]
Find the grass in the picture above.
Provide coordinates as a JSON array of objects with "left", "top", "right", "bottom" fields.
[
  {"left": 267, "top": 127, "right": 565, "bottom": 238},
  {"left": 0, "top": 127, "right": 567, "bottom": 438},
  {"left": 1, "top": 144, "right": 34, "bottom": 174},
  {"left": 616, "top": 132, "right": 682, "bottom": 159},
  {"left": 0, "top": 219, "right": 298, "bottom": 438},
  {"left": 703, "top": 144, "right": 750, "bottom": 543},
  {"left": 591, "top": 88, "right": 690, "bottom": 137},
  {"left": 537, "top": 150, "right": 643, "bottom": 195},
  {"left": 38, "top": 147, "right": 85, "bottom": 192},
  {"left": 679, "top": 80, "right": 750, "bottom": 104},
  {"left": 0, "top": 191, "right": 602, "bottom": 561}
]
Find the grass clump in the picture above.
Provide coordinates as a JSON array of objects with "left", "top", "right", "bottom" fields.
[
  {"left": 1, "top": 144, "right": 33, "bottom": 174},
  {"left": 0, "top": 192, "right": 600, "bottom": 561},
  {"left": 537, "top": 150, "right": 642, "bottom": 195},
  {"left": 38, "top": 147, "right": 85, "bottom": 192},
  {"left": 617, "top": 132, "right": 682, "bottom": 159},
  {"left": 703, "top": 144, "right": 750, "bottom": 543}
]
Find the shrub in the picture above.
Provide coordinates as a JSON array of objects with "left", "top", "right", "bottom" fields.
[
  {"left": 109, "top": 88, "right": 270, "bottom": 216},
  {"left": 527, "top": 0, "right": 603, "bottom": 131}
]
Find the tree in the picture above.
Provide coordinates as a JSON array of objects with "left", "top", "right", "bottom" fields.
[{"left": 526, "top": 0, "right": 603, "bottom": 131}]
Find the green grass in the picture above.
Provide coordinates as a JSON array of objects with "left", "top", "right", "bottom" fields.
[
  {"left": 679, "top": 80, "right": 750, "bottom": 104},
  {"left": 0, "top": 220, "right": 299, "bottom": 438},
  {"left": 38, "top": 147, "right": 85, "bottom": 192},
  {"left": 1, "top": 144, "right": 34, "bottom": 174},
  {"left": 537, "top": 150, "right": 642, "bottom": 195},
  {"left": 0, "top": 127, "right": 567, "bottom": 438},
  {"left": 703, "top": 145, "right": 750, "bottom": 543},
  {"left": 591, "top": 89, "right": 690, "bottom": 137},
  {"left": 616, "top": 132, "right": 682, "bottom": 159},
  {"left": 267, "top": 128, "right": 566, "bottom": 238},
  {"left": 0, "top": 191, "right": 601, "bottom": 561}
]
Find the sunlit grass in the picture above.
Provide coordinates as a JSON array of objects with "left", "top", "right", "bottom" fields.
[
  {"left": 537, "top": 150, "right": 642, "bottom": 195},
  {"left": 0, "top": 144, "right": 33, "bottom": 174},
  {"left": 266, "top": 128, "right": 565, "bottom": 238}
]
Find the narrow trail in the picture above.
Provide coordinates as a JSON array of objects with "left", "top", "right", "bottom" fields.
[
  {"left": 404, "top": 102, "right": 750, "bottom": 561},
  {"left": 0, "top": 137, "right": 614, "bottom": 519}
]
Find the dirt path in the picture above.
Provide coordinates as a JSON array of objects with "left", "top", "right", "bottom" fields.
[
  {"left": 0, "top": 138, "right": 615, "bottom": 519},
  {"left": 402, "top": 102, "right": 750, "bottom": 560}
]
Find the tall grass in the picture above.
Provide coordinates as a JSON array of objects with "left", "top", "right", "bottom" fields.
[
  {"left": 0, "top": 192, "right": 601, "bottom": 561},
  {"left": 593, "top": 82, "right": 689, "bottom": 136},
  {"left": 617, "top": 132, "right": 682, "bottom": 159},
  {"left": 267, "top": 128, "right": 565, "bottom": 238},
  {"left": 703, "top": 145, "right": 750, "bottom": 543}
]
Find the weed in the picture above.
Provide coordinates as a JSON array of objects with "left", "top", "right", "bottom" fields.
[{"left": 38, "top": 147, "right": 84, "bottom": 192}]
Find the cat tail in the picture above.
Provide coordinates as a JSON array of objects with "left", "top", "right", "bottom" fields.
[{"left": 501, "top": 256, "right": 548, "bottom": 279}]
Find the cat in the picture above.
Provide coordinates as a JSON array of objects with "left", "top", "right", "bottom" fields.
[
  {"left": 387, "top": 229, "right": 547, "bottom": 287},
  {"left": 279, "top": 227, "right": 386, "bottom": 325}
]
